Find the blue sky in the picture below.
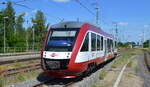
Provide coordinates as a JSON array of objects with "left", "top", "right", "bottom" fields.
[{"left": 0, "top": 0, "right": 150, "bottom": 43}]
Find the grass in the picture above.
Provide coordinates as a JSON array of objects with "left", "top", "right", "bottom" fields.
[
  {"left": 127, "top": 61, "right": 133, "bottom": 67},
  {"left": 99, "top": 71, "right": 108, "bottom": 80},
  {"left": 0, "top": 60, "right": 40, "bottom": 86},
  {"left": 1, "top": 60, "right": 40, "bottom": 70},
  {"left": 0, "top": 69, "right": 40, "bottom": 86},
  {"left": 92, "top": 84, "right": 97, "bottom": 87},
  {"left": 127, "top": 73, "right": 136, "bottom": 78},
  {"left": 0, "top": 66, "right": 7, "bottom": 72},
  {"left": 112, "top": 52, "right": 136, "bottom": 68},
  {"left": 16, "top": 73, "right": 26, "bottom": 82},
  {"left": 0, "top": 76, "right": 5, "bottom": 87},
  {"left": 134, "top": 65, "right": 139, "bottom": 73},
  {"left": 13, "top": 62, "right": 22, "bottom": 67},
  {"left": 92, "top": 49, "right": 143, "bottom": 87}
]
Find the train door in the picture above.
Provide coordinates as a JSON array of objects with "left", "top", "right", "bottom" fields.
[
  {"left": 75, "top": 32, "right": 89, "bottom": 63},
  {"left": 96, "top": 35, "right": 101, "bottom": 58},
  {"left": 100, "top": 36, "right": 104, "bottom": 59},
  {"left": 89, "top": 32, "right": 97, "bottom": 61},
  {"left": 104, "top": 38, "right": 108, "bottom": 61}
]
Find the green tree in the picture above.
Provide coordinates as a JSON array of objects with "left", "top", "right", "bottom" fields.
[
  {"left": 15, "top": 14, "right": 26, "bottom": 47},
  {"left": 0, "top": 10, "right": 4, "bottom": 47},
  {"left": 143, "top": 40, "right": 149, "bottom": 48},
  {"left": 32, "top": 10, "right": 48, "bottom": 48},
  {"left": 3, "top": 2, "right": 16, "bottom": 47},
  {"left": 26, "top": 26, "right": 33, "bottom": 49}
]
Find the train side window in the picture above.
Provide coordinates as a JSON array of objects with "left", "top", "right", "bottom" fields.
[
  {"left": 112, "top": 40, "right": 114, "bottom": 50},
  {"left": 110, "top": 39, "right": 112, "bottom": 51},
  {"left": 114, "top": 41, "right": 116, "bottom": 48},
  {"left": 108, "top": 39, "right": 110, "bottom": 52},
  {"left": 91, "top": 33, "right": 96, "bottom": 51},
  {"left": 111, "top": 39, "right": 113, "bottom": 51},
  {"left": 107, "top": 39, "right": 109, "bottom": 51},
  {"left": 101, "top": 36, "right": 103, "bottom": 50},
  {"left": 81, "top": 33, "right": 89, "bottom": 51},
  {"left": 97, "top": 35, "right": 100, "bottom": 51},
  {"left": 108, "top": 39, "right": 111, "bottom": 52}
]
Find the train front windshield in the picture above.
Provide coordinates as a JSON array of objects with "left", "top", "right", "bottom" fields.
[{"left": 45, "top": 28, "right": 79, "bottom": 52}]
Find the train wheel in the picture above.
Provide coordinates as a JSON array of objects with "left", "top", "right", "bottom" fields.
[{"left": 82, "top": 63, "right": 97, "bottom": 76}]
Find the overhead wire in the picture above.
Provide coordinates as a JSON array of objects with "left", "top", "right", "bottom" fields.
[
  {"left": 12, "top": 1, "right": 62, "bottom": 22},
  {"left": 14, "top": 0, "right": 32, "bottom": 3},
  {"left": 0, "top": 0, "right": 62, "bottom": 22},
  {"left": 75, "top": 0, "right": 95, "bottom": 16}
]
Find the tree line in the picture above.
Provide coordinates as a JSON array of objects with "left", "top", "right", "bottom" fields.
[{"left": 0, "top": 2, "right": 49, "bottom": 51}]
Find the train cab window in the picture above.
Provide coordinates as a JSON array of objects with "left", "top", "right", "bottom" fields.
[
  {"left": 97, "top": 35, "right": 100, "bottom": 51},
  {"left": 45, "top": 28, "right": 79, "bottom": 52},
  {"left": 81, "top": 33, "right": 89, "bottom": 51},
  {"left": 101, "top": 36, "right": 103, "bottom": 50},
  {"left": 91, "top": 33, "right": 96, "bottom": 51}
]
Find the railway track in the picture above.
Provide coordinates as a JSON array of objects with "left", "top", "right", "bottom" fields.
[
  {"left": 144, "top": 50, "right": 150, "bottom": 72},
  {"left": 33, "top": 57, "right": 116, "bottom": 87},
  {"left": 0, "top": 64, "right": 41, "bottom": 76},
  {"left": 33, "top": 77, "right": 80, "bottom": 87},
  {"left": 0, "top": 57, "right": 40, "bottom": 65},
  {"left": 0, "top": 52, "right": 40, "bottom": 57}
]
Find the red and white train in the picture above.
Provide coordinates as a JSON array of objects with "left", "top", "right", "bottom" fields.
[{"left": 41, "top": 21, "right": 117, "bottom": 78}]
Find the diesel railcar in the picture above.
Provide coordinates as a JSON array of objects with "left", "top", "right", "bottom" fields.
[{"left": 41, "top": 21, "right": 117, "bottom": 78}]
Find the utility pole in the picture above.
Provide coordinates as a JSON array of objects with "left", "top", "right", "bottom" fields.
[
  {"left": 115, "top": 23, "right": 118, "bottom": 47},
  {"left": 32, "top": 23, "right": 35, "bottom": 52},
  {"left": 92, "top": 3, "right": 99, "bottom": 25},
  {"left": 149, "top": 37, "right": 150, "bottom": 48},
  {"left": 142, "top": 31, "right": 145, "bottom": 48},
  {"left": 3, "top": 16, "right": 8, "bottom": 53},
  {"left": 112, "top": 22, "right": 118, "bottom": 47},
  {"left": 77, "top": 18, "right": 79, "bottom": 22},
  {"left": 144, "top": 24, "right": 150, "bottom": 48},
  {"left": 148, "top": 27, "right": 150, "bottom": 48},
  {"left": 32, "top": 27, "right": 35, "bottom": 51},
  {"left": 95, "top": 6, "right": 99, "bottom": 25},
  {"left": 148, "top": 29, "right": 150, "bottom": 49},
  {"left": 26, "top": 20, "right": 29, "bottom": 51}
]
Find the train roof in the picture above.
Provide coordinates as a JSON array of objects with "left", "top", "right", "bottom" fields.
[
  {"left": 51, "top": 21, "right": 115, "bottom": 39},
  {"left": 51, "top": 21, "right": 85, "bottom": 28}
]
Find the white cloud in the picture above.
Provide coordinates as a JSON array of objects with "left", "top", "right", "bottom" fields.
[
  {"left": 53, "top": 0, "right": 70, "bottom": 3},
  {"left": 144, "top": 24, "right": 149, "bottom": 28},
  {"left": 32, "top": 10, "right": 37, "bottom": 13},
  {"left": 24, "top": 12, "right": 29, "bottom": 16},
  {"left": 118, "top": 22, "right": 128, "bottom": 26}
]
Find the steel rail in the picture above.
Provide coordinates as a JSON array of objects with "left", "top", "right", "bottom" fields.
[
  {"left": 0, "top": 52, "right": 40, "bottom": 57},
  {"left": 0, "top": 64, "right": 41, "bottom": 76},
  {"left": 144, "top": 50, "right": 150, "bottom": 72},
  {"left": 0, "top": 57, "right": 40, "bottom": 65}
]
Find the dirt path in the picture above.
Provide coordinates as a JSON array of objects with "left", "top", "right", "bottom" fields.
[
  {"left": 138, "top": 52, "right": 150, "bottom": 87},
  {"left": 118, "top": 55, "right": 143, "bottom": 87},
  {"left": 92, "top": 49, "right": 145, "bottom": 87}
]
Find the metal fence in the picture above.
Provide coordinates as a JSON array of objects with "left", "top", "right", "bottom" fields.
[{"left": 0, "top": 47, "right": 42, "bottom": 53}]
